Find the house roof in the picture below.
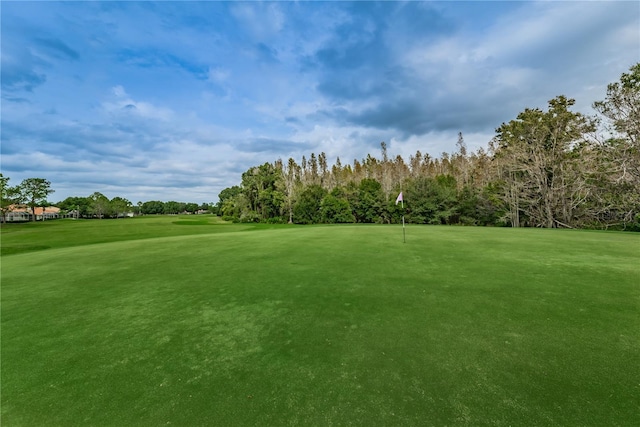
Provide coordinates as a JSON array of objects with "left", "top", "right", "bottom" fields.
[{"left": 8, "top": 204, "right": 60, "bottom": 214}]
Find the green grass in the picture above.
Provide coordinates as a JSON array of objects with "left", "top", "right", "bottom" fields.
[
  {"left": 1, "top": 217, "right": 639, "bottom": 426},
  {"left": 0, "top": 215, "right": 257, "bottom": 256}
]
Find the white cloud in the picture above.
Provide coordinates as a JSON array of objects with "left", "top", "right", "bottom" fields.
[
  {"left": 103, "top": 86, "right": 174, "bottom": 121},
  {"left": 207, "top": 67, "right": 230, "bottom": 83},
  {"left": 230, "top": 2, "right": 285, "bottom": 42},
  {"left": 112, "top": 85, "right": 126, "bottom": 98}
]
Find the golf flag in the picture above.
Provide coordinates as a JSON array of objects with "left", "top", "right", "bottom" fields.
[{"left": 396, "top": 192, "right": 406, "bottom": 243}]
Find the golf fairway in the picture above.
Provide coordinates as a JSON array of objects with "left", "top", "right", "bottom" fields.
[{"left": 2, "top": 223, "right": 639, "bottom": 426}]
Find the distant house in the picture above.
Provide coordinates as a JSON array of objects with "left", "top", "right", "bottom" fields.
[
  {"left": 6, "top": 204, "right": 61, "bottom": 222},
  {"left": 5, "top": 205, "right": 30, "bottom": 222},
  {"left": 63, "top": 209, "right": 80, "bottom": 219}
]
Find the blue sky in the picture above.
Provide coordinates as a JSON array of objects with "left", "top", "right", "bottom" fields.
[{"left": 2, "top": 1, "right": 638, "bottom": 204}]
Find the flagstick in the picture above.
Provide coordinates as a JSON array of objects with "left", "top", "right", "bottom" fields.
[
  {"left": 396, "top": 191, "right": 405, "bottom": 243},
  {"left": 401, "top": 199, "right": 405, "bottom": 243}
]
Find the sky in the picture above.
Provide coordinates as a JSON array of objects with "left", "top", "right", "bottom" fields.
[{"left": 1, "top": 1, "right": 639, "bottom": 204}]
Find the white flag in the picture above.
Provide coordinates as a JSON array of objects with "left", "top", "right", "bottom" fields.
[{"left": 395, "top": 192, "right": 403, "bottom": 205}]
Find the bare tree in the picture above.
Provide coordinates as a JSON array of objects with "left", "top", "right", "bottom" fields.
[{"left": 494, "top": 96, "right": 596, "bottom": 227}]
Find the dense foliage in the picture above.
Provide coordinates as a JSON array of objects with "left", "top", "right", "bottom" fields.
[
  {"left": 219, "top": 64, "right": 640, "bottom": 230},
  {"left": 55, "top": 195, "right": 209, "bottom": 218}
]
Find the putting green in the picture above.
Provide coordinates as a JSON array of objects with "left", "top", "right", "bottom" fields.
[{"left": 2, "top": 224, "right": 638, "bottom": 426}]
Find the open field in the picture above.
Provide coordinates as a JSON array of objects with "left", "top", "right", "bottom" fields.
[{"left": 1, "top": 217, "right": 639, "bottom": 426}]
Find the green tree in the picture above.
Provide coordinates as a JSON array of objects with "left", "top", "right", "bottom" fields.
[
  {"left": 89, "top": 192, "right": 111, "bottom": 218},
  {"left": 354, "top": 178, "right": 385, "bottom": 223},
  {"left": 218, "top": 186, "right": 242, "bottom": 209},
  {"left": 217, "top": 186, "right": 244, "bottom": 220},
  {"left": 184, "top": 203, "right": 199, "bottom": 214},
  {"left": 321, "top": 188, "right": 355, "bottom": 223},
  {"left": 142, "top": 201, "right": 166, "bottom": 215},
  {"left": 57, "top": 196, "right": 91, "bottom": 218},
  {"left": 111, "top": 197, "right": 132, "bottom": 218},
  {"left": 457, "top": 185, "right": 479, "bottom": 225},
  {"left": 293, "top": 184, "right": 326, "bottom": 224},
  {"left": 0, "top": 174, "right": 20, "bottom": 223},
  {"left": 476, "top": 183, "right": 507, "bottom": 226},
  {"left": 18, "top": 178, "right": 54, "bottom": 222},
  {"left": 240, "top": 163, "right": 284, "bottom": 221},
  {"left": 405, "top": 175, "right": 458, "bottom": 224},
  {"left": 164, "top": 201, "right": 185, "bottom": 214}
]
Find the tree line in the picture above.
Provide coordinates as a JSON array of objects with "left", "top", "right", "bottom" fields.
[
  {"left": 217, "top": 63, "right": 640, "bottom": 230},
  {"left": 0, "top": 178, "right": 212, "bottom": 222},
  {"left": 55, "top": 194, "right": 210, "bottom": 218}
]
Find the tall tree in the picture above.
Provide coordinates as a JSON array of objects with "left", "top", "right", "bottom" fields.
[
  {"left": 318, "top": 152, "right": 329, "bottom": 189},
  {"left": 240, "top": 162, "right": 283, "bottom": 221},
  {"left": 494, "top": 96, "right": 595, "bottom": 227},
  {"left": 308, "top": 153, "right": 319, "bottom": 185},
  {"left": 392, "top": 154, "right": 410, "bottom": 190},
  {"left": 592, "top": 63, "right": 640, "bottom": 228},
  {"left": 453, "top": 132, "right": 471, "bottom": 189},
  {"left": 593, "top": 63, "right": 640, "bottom": 146},
  {"left": 379, "top": 142, "right": 394, "bottom": 198},
  {"left": 409, "top": 151, "right": 424, "bottom": 178},
  {"left": 18, "top": 178, "right": 54, "bottom": 221},
  {"left": 280, "top": 158, "right": 301, "bottom": 223}
]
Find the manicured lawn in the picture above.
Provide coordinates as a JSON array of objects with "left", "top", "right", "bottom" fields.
[
  {"left": 1, "top": 218, "right": 639, "bottom": 426},
  {"left": 0, "top": 215, "right": 255, "bottom": 256}
]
